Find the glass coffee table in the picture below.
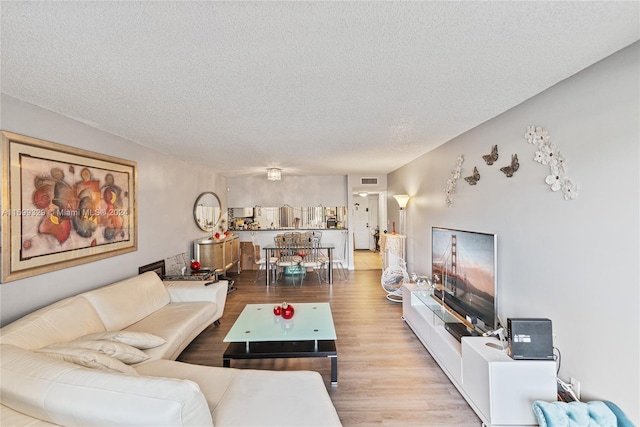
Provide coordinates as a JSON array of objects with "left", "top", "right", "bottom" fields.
[{"left": 222, "top": 303, "right": 338, "bottom": 385}]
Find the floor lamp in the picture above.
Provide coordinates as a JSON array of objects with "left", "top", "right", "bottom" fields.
[{"left": 393, "top": 194, "right": 411, "bottom": 235}]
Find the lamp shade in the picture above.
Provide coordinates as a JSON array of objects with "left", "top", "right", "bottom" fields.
[
  {"left": 267, "top": 168, "right": 281, "bottom": 181},
  {"left": 393, "top": 194, "right": 411, "bottom": 209}
]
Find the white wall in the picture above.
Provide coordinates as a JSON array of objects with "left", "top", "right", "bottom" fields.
[
  {"left": 227, "top": 175, "right": 347, "bottom": 207},
  {"left": 228, "top": 174, "right": 353, "bottom": 266},
  {"left": 0, "top": 94, "right": 227, "bottom": 325},
  {"left": 388, "top": 42, "right": 639, "bottom": 422}
]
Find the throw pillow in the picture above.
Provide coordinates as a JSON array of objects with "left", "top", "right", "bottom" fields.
[
  {"left": 46, "top": 340, "right": 149, "bottom": 364},
  {"left": 36, "top": 347, "right": 139, "bottom": 376},
  {"left": 76, "top": 331, "right": 166, "bottom": 349}
]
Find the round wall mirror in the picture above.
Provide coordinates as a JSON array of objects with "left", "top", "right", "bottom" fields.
[{"left": 193, "top": 192, "right": 222, "bottom": 232}]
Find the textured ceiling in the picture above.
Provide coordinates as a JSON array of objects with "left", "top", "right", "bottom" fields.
[{"left": 1, "top": 1, "right": 638, "bottom": 177}]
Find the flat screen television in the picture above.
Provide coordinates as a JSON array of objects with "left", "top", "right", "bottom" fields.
[{"left": 432, "top": 227, "right": 497, "bottom": 333}]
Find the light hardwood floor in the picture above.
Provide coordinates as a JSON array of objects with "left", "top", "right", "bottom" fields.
[
  {"left": 353, "top": 249, "right": 383, "bottom": 270},
  {"left": 177, "top": 269, "right": 481, "bottom": 427}
]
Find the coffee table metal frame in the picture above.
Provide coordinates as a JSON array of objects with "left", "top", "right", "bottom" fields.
[{"left": 222, "top": 303, "right": 338, "bottom": 385}]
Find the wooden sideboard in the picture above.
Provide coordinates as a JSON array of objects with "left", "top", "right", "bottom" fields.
[{"left": 193, "top": 235, "right": 240, "bottom": 274}]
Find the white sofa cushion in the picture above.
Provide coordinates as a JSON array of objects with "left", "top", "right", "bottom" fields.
[
  {"left": 123, "top": 301, "right": 217, "bottom": 361},
  {"left": 77, "top": 331, "right": 166, "bottom": 349},
  {"left": 81, "top": 272, "right": 170, "bottom": 331},
  {"left": 213, "top": 369, "right": 342, "bottom": 426},
  {"left": 1, "top": 405, "right": 59, "bottom": 426},
  {"left": 36, "top": 346, "right": 139, "bottom": 375},
  {"left": 1, "top": 344, "right": 213, "bottom": 427},
  {"left": 164, "top": 280, "right": 228, "bottom": 327},
  {"left": 136, "top": 360, "right": 342, "bottom": 426},
  {"left": 163, "top": 280, "right": 226, "bottom": 302},
  {"left": 0, "top": 296, "right": 106, "bottom": 350},
  {"left": 135, "top": 359, "right": 239, "bottom": 410},
  {"left": 45, "top": 340, "right": 149, "bottom": 364}
]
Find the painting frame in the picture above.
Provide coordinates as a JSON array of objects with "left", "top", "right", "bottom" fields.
[{"left": 1, "top": 131, "right": 138, "bottom": 282}]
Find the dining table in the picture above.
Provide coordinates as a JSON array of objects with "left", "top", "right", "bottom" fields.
[{"left": 263, "top": 243, "right": 335, "bottom": 286}]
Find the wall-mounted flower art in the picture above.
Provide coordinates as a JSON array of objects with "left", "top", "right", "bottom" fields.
[
  {"left": 524, "top": 126, "right": 577, "bottom": 200},
  {"left": 444, "top": 155, "right": 464, "bottom": 207}
]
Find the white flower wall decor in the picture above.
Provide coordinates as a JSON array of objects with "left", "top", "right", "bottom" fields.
[
  {"left": 444, "top": 155, "right": 464, "bottom": 207},
  {"left": 524, "top": 126, "right": 578, "bottom": 200}
]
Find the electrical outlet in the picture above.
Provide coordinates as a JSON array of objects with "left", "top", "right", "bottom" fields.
[{"left": 570, "top": 377, "right": 581, "bottom": 400}]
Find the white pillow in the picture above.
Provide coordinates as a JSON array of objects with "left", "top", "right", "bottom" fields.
[
  {"left": 36, "top": 347, "right": 139, "bottom": 375},
  {"left": 76, "top": 331, "right": 166, "bottom": 349},
  {"left": 46, "top": 340, "right": 149, "bottom": 364}
]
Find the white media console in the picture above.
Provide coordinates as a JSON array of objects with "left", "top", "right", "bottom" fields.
[{"left": 402, "top": 284, "right": 556, "bottom": 427}]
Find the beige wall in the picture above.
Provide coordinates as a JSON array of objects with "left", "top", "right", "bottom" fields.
[
  {"left": 0, "top": 94, "right": 227, "bottom": 325},
  {"left": 388, "top": 42, "right": 639, "bottom": 422}
]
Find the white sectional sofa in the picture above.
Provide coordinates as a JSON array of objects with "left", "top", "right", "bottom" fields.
[{"left": 0, "top": 272, "right": 342, "bottom": 426}]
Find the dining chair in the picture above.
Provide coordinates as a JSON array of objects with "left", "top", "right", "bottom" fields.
[
  {"left": 274, "top": 235, "right": 303, "bottom": 286},
  {"left": 330, "top": 230, "right": 348, "bottom": 280},
  {"left": 311, "top": 234, "right": 330, "bottom": 282},
  {"left": 299, "top": 235, "right": 324, "bottom": 284},
  {"left": 251, "top": 232, "right": 277, "bottom": 283},
  {"left": 284, "top": 231, "right": 302, "bottom": 245}
]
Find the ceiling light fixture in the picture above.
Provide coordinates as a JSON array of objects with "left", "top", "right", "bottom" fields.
[
  {"left": 359, "top": 192, "right": 368, "bottom": 197},
  {"left": 267, "top": 168, "right": 281, "bottom": 181}
]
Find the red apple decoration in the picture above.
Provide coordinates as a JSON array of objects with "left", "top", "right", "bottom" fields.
[
  {"left": 214, "top": 232, "right": 221, "bottom": 239},
  {"left": 273, "top": 305, "right": 282, "bottom": 316},
  {"left": 190, "top": 260, "right": 201, "bottom": 271},
  {"left": 281, "top": 302, "right": 295, "bottom": 319}
]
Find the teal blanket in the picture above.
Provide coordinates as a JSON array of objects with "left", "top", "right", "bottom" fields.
[{"left": 533, "top": 401, "right": 635, "bottom": 427}]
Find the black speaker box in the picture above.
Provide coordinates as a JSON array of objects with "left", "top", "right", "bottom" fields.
[{"left": 507, "top": 318, "right": 554, "bottom": 360}]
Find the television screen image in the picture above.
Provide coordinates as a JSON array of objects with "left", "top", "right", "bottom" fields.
[{"left": 432, "top": 227, "right": 497, "bottom": 332}]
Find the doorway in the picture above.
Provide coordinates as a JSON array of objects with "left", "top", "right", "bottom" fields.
[
  {"left": 352, "top": 192, "right": 382, "bottom": 270},
  {"left": 352, "top": 193, "right": 379, "bottom": 250}
]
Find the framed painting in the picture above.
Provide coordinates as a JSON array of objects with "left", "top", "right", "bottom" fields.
[{"left": 1, "top": 131, "right": 138, "bottom": 282}]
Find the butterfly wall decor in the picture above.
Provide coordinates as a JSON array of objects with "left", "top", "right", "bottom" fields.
[
  {"left": 482, "top": 145, "right": 499, "bottom": 165},
  {"left": 500, "top": 154, "right": 519, "bottom": 177},
  {"left": 464, "top": 167, "right": 480, "bottom": 185}
]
